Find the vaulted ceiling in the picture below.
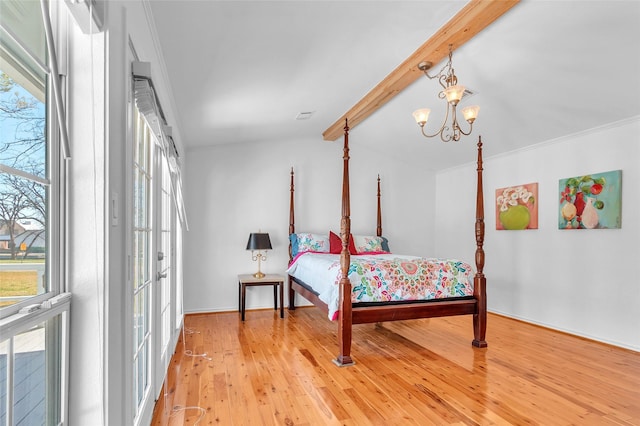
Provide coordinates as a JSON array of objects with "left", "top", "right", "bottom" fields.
[{"left": 147, "top": 1, "right": 640, "bottom": 170}]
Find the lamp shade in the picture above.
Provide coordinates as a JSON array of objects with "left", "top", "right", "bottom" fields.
[
  {"left": 246, "top": 233, "right": 272, "bottom": 251},
  {"left": 412, "top": 108, "right": 431, "bottom": 126},
  {"left": 443, "top": 84, "right": 465, "bottom": 105},
  {"left": 461, "top": 105, "right": 480, "bottom": 123}
]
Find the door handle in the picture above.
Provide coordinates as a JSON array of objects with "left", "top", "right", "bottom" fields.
[{"left": 157, "top": 271, "right": 167, "bottom": 281}]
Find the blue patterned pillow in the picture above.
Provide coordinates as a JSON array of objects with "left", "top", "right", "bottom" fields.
[{"left": 381, "top": 236, "right": 390, "bottom": 252}]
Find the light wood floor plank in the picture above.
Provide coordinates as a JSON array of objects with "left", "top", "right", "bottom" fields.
[{"left": 152, "top": 308, "right": 640, "bottom": 425}]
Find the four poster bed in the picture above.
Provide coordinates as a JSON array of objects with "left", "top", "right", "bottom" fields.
[{"left": 287, "top": 120, "right": 487, "bottom": 366}]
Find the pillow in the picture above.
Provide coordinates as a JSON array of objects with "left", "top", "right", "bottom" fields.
[
  {"left": 380, "top": 236, "right": 390, "bottom": 253},
  {"left": 290, "top": 233, "right": 329, "bottom": 257},
  {"left": 329, "top": 231, "right": 357, "bottom": 254},
  {"left": 289, "top": 233, "right": 299, "bottom": 256},
  {"left": 353, "top": 235, "right": 390, "bottom": 254}
]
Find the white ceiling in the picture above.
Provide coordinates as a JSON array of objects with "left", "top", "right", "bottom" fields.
[{"left": 147, "top": 0, "right": 640, "bottom": 170}]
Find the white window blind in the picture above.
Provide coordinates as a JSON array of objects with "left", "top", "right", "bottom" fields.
[{"left": 133, "top": 62, "right": 188, "bottom": 230}]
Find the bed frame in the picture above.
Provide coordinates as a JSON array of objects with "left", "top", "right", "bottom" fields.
[{"left": 288, "top": 120, "right": 487, "bottom": 366}]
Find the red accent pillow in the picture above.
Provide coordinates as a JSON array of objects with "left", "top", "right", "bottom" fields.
[{"left": 329, "top": 231, "right": 356, "bottom": 254}]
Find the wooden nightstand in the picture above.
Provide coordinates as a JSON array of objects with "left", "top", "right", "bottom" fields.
[{"left": 238, "top": 274, "right": 285, "bottom": 321}]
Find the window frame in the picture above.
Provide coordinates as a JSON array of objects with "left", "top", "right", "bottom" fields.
[
  {"left": 0, "top": 1, "right": 69, "bottom": 424},
  {"left": 0, "top": 0, "right": 65, "bottom": 321}
]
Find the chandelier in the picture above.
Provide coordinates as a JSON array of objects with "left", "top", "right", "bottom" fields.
[{"left": 412, "top": 45, "right": 479, "bottom": 142}]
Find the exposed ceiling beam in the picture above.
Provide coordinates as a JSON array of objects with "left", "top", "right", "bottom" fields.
[{"left": 322, "top": 0, "right": 520, "bottom": 141}]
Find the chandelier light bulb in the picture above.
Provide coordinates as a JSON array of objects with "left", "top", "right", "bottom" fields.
[
  {"left": 443, "top": 85, "right": 465, "bottom": 105},
  {"left": 412, "top": 108, "right": 431, "bottom": 126},
  {"left": 461, "top": 105, "right": 480, "bottom": 123}
]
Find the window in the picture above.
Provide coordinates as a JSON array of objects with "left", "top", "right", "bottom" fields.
[
  {"left": 0, "top": 296, "right": 70, "bottom": 426},
  {"left": 0, "top": 0, "right": 51, "bottom": 313},
  {"left": 0, "top": 1, "right": 68, "bottom": 425}
]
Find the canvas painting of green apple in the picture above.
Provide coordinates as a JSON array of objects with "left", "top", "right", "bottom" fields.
[
  {"left": 496, "top": 183, "right": 538, "bottom": 230},
  {"left": 559, "top": 170, "right": 622, "bottom": 230}
]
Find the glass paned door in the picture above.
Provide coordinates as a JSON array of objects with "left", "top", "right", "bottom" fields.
[
  {"left": 175, "top": 217, "right": 182, "bottom": 332},
  {"left": 132, "top": 107, "right": 152, "bottom": 422},
  {"left": 156, "top": 154, "right": 172, "bottom": 385}
]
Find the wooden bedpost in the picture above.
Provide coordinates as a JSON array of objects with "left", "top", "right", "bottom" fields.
[
  {"left": 473, "top": 136, "right": 488, "bottom": 348},
  {"left": 289, "top": 167, "right": 295, "bottom": 258},
  {"left": 376, "top": 175, "right": 382, "bottom": 237},
  {"left": 288, "top": 167, "right": 296, "bottom": 310},
  {"left": 335, "top": 119, "right": 354, "bottom": 366}
]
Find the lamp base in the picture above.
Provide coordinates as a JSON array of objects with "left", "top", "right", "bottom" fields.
[{"left": 253, "top": 271, "right": 265, "bottom": 279}]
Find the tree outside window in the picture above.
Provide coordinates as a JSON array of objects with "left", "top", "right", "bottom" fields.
[{"left": 0, "top": 70, "right": 47, "bottom": 306}]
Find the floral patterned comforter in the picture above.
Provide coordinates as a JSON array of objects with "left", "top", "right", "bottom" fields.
[{"left": 287, "top": 253, "right": 474, "bottom": 320}]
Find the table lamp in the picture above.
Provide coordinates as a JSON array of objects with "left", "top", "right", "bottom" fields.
[{"left": 246, "top": 232, "right": 272, "bottom": 278}]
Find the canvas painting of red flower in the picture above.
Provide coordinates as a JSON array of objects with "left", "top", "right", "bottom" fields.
[{"left": 558, "top": 170, "right": 622, "bottom": 230}]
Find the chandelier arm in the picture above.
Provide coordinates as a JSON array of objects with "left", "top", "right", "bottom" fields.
[
  {"left": 451, "top": 128, "right": 461, "bottom": 142},
  {"left": 420, "top": 101, "right": 451, "bottom": 139},
  {"left": 457, "top": 120, "right": 474, "bottom": 136},
  {"left": 420, "top": 124, "right": 452, "bottom": 141},
  {"left": 442, "top": 103, "right": 460, "bottom": 142},
  {"left": 440, "top": 127, "right": 453, "bottom": 143},
  {"left": 438, "top": 74, "right": 448, "bottom": 90},
  {"left": 449, "top": 107, "right": 461, "bottom": 142}
]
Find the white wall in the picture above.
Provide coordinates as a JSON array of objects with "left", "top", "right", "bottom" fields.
[
  {"left": 435, "top": 117, "right": 640, "bottom": 351},
  {"left": 183, "top": 134, "right": 435, "bottom": 313},
  {"left": 65, "top": 8, "right": 107, "bottom": 426}
]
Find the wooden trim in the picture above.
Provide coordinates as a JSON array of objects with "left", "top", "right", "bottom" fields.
[{"left": 322, "top": 0, "right": 520, "bottom": 141}]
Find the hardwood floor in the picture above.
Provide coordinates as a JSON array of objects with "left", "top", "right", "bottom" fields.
[{"left": 151, "top": 308, "right": 640, "bottom": 425}]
